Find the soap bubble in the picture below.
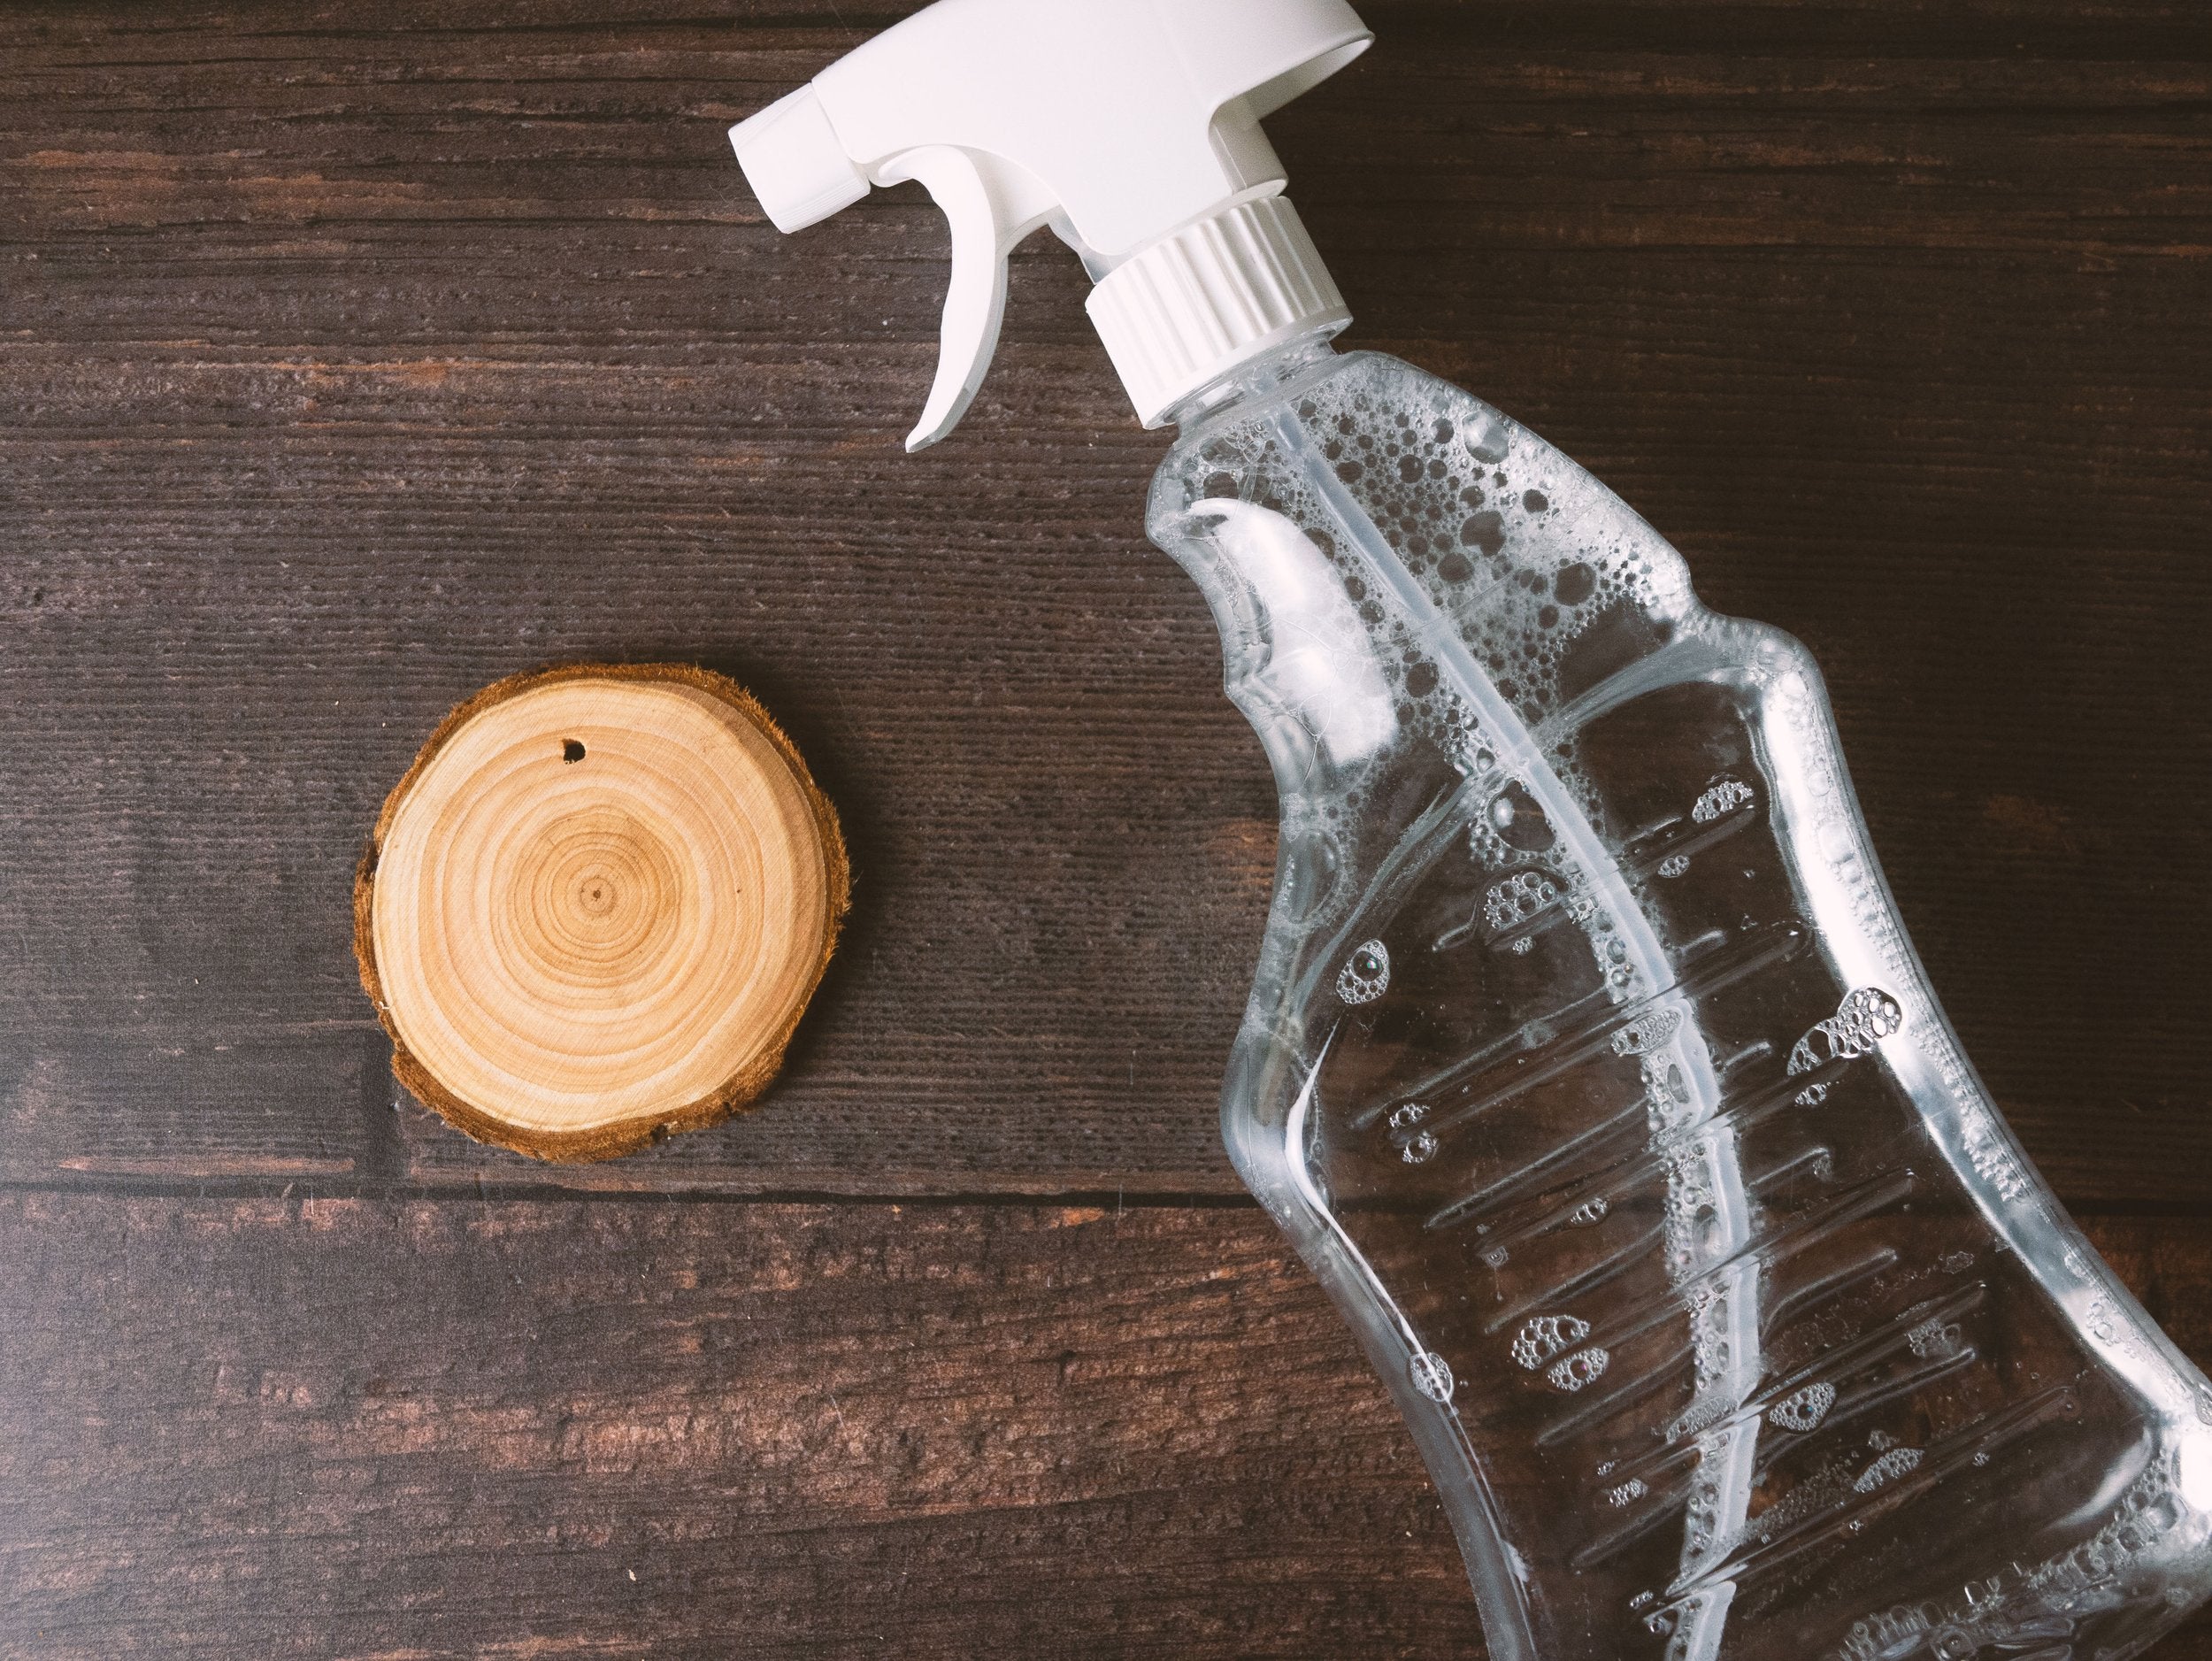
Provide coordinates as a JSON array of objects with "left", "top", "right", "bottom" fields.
[
  {"left": 1611, "top": 1009, "right": 1682, "bottom": 1057},
  {"left": 1548, "top": 1347, "right": 1610, "bottom": 1393},
  {"left": 1788, "top": 986, "right": 1905, "bottom": 1096},
  {"left": 1853, "top": 1447, "right": 1924, "bottom": 1494},
  {"left": 1460, "top": 511, "right": 1506, "bottom": 556},
  {"left": 1511, "top": 1314, "right": 1590, "bottom": 1372},
  {"left": 1692, "top": 780, "right": 1755, "bottom": 824},
  {"left": 1409, "top": 1350, "right": 1455, "bottom": 1403},
  {"left": 1906, "top": 1316, "right": 1962, "bottom": 1360},
  {"left": 1484, "top": 869, "right": 1559, "bottom": 933},
  {"left": 1486, "top": 781, "right": 1555, "bottom": 852},
  {"left": 1766, "top": 1380, "right": 1836, "bottom": 1433},
  {"left": 1337, "top": 939, "right": 1391, "bottom": 1004}
]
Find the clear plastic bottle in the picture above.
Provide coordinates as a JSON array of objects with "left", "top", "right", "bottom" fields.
[
  {"left": 730, "top": 2, "right": 2212, "bottom": 1651},
  {"left": 1148, "top": 332, "right": 2212, "bottom": 1661}
]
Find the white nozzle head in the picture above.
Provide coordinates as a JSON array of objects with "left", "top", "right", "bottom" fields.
[
  {"left": 728, "top": 0, "right": 1371, "bottom": 448},
  {"left": 732, "top": 86, "right": 871, "bottom": 234}
]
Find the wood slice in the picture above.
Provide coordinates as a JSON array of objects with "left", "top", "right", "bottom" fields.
[{"left": 354, "top": 664, "right": 849, "bottom": 1162}]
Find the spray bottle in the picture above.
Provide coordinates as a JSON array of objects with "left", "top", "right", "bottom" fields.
[{"left": 730, "top": 4, "right": 2212, "bottom": 1655}]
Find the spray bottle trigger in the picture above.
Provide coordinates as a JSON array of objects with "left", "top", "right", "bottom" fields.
[{"left": 872, "top": 147, "right": 1059, "bottom": 451}]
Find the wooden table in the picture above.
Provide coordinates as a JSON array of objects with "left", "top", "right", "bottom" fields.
[{"left": 4, "top": 3, "right": 2208, "bottom": 1655}]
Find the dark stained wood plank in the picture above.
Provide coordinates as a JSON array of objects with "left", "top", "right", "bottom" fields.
[
  {"left": 0, "top": 1194, "right": 1477, "bottom": 1659},
  {"left": 0, "top": 2, "right": 2207, "bottom": 1197},
  {"left": 0, "top": 1191, "right": 2207, "bottom": 1659}
]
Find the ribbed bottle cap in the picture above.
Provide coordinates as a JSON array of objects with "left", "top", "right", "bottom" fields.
[{"left": 1086, "top": 195, "right": 1349, "bottom": 428}]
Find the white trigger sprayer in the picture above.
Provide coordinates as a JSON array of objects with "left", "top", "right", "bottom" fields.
[{"left": 730, "top": 0, "right": 1371, "bottom": 450}]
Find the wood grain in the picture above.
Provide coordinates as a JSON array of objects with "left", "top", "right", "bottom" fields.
[
  {"left": 1, "top": 2, "right": 2208, "bottom": 1199},
  {"left": 0, "top": 1191, "right": 2201, "bottom": 1661},
  {"left": 0, "top": 7, "right": 2208, "bottom": 1651}
]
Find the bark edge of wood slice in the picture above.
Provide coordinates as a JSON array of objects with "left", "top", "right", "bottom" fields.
[{"left": 354, "top": 663, "right": 849, "bottom": 1163}]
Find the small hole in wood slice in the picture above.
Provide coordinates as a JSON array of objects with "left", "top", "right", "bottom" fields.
[{"left": 562, "top": 738, "right": 586, "bottom": 763}]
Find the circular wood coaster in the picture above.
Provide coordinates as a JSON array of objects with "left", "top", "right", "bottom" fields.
[{"left": 354, "top": 664, "right": 849, "bottom": 1162}]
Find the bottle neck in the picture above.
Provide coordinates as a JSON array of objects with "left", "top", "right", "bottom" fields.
[{"left": 1164, "top": 328, "right": 1343, "bottom": 431}]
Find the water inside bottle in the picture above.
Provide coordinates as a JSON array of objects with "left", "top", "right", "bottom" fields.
[{"left": 1150, "top": 349, "right": 2212, "bottom": 1661}]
